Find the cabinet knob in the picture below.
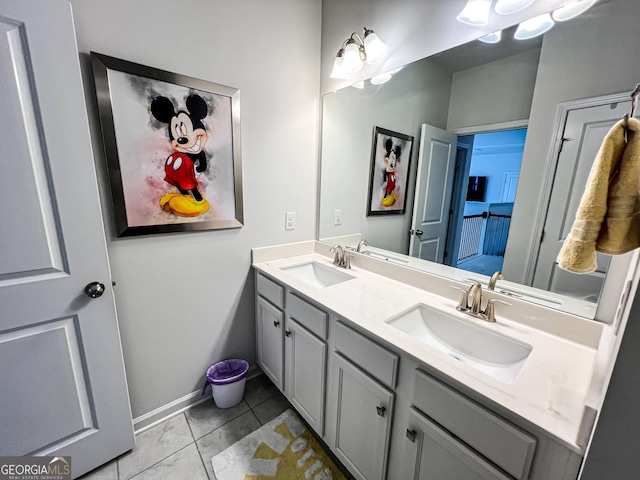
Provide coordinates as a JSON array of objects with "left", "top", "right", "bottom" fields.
[
  {"left": 273, "top": 320, "right": 280, "bottom": 327},
  {"left": 285, "top": 330, "right": 291, "bottom": 337},
  {"left": 376, "top": 405, "right": 386, "bottom": 417},
  {"left": 406, "top": 429, "right": 417, "bottom": 443}
]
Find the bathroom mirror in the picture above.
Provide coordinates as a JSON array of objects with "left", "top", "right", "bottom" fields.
[{"left": 319, "top": 0, "right": 640, "bottom": 319}]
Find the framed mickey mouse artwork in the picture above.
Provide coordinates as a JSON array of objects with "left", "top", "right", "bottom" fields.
[
  {"left": 366, "top": 126, "right": 413, "bottom": 216},
  {"left": 91, "top": 53, "right": 243, "bottom": 236}
]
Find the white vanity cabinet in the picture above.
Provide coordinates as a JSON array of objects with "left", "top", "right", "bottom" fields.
[
  {"left": 255, "top": 274, "right": 285, "bottom": 389},
  {"left": 284, "top": 292, "right": 329, "bottom": 434},
  {"left": 255, "top": 272, "right": 329, "bottom": 433},
  {"left": 328, "top": 321, "right": 399, "bottom": 480},
  {"left": 400, "top": 370, "right": 536, "bottom": 480},
  {"left": 254, "top": 268, "right": 584, "bottom": 480}
]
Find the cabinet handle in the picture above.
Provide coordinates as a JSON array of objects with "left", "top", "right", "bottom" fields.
[
  {"left": 376, "top": 405, "right": 386, "bottom": 417},
  {"left": 406, "top": 429, "right": 417, "bottom": 442},
  {"left": 285, "top": 330, "right": 291, "bottom": 337},
  {"left": 273, "top": 320, "right": 280, "bottom": 327}
]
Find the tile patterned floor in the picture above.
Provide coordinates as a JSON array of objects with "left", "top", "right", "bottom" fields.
[{"left": 79, "top": 374, "right": 296, "bottom": 480}]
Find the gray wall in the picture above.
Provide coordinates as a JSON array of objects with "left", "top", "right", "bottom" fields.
[
  {"left": 581, "top": 290, "right": 640, "bottom": 478},
  {"left": 504, "top": 0, "right": 640, "bottom": 282},
  {"left": 71, "top": 0, "right": 321, "bottom": 419},
  {"left": 319, "top": 58, "right": 451, "bottom": 252},
  {"left": 447, "top": 50, "right": 540, "bottom": 132}
]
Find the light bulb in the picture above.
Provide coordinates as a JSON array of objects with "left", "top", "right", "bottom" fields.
[
  {"left": 363, "top": 30, "right": 388, "bottom": 64},
  {"left": 456, "top": 0, "right": 492, "bottom": 26},
  {"left": 330, "top": 52, "right": 348, "bottom": 80},
  {"left": 478, "top": 30, "right": 502, "bottom": 43},
  {"left": 514, "top": 13, "right": 554, "bottom": 40},
  {"left": 343, "top": 40, "right": 364, "bottom": 74},
  {"left": 552, "top": 0, "right": 598, "bottom": 22},
  {"left": 352, "top": 81, "right": 365, "bottom": 89},
  {"left": 370, "top": 73, "right": 392, "bottom": 85},
  {"left": 494, "top": 0, "right": 536, "bottom": 15}
]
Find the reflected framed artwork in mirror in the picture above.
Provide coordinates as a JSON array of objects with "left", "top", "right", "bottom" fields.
[
  {"left": 91, "top": 52, "right": 244, "bottom": 237},
  {"left": 366, "top": 127, "right": 413, "bottom": 216}
]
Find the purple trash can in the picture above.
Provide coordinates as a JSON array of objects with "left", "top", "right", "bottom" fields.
[{"left": 201, "top": 359, "right": 249, "bottom": 408}]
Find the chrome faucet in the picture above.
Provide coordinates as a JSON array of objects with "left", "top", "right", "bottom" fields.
[
  {"left": 357, "top": 240, "right": 369, "bottom": 252},
  {"left": 450, "top": 282, "right": 511, "bottom": 322},
  {"left": 488, "top": 271, "right": 504, "bottom": 290},
  {"left": 330, "top": 245, "right": 351, "bottom": 269}
]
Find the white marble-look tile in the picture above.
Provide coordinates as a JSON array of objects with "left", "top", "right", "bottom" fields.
[
  {"left": 118, "top": 413, "right": 193, "bottom": 480},
  {"left": 77, "top": 460, "right": 117, "bottom": 480},
  {"left": 131, "top": 444, "right": 207, "bottom": 480},
  {"left": 185, "top": 397, "right": 249, "bottom": 440},
  {"left": 196, "top": 410, "right": 261, "bottom": 480}
]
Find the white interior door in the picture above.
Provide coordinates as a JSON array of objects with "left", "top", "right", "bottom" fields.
[
  {"left": 0, "top": 1, "right": 134, "bottom": 477},
  {"left": 533, "top": 100, "right": 631, "bottom": 300},
  {"left": 502, "top": 172, "right": 519, "bottom": 203},
  {"left": 409, "top": 124, "right": 458, "bottom": 262}
]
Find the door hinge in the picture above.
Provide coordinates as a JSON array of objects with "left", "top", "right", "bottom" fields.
[
  {"left": 444, "top": 250, "right": 448, "bottom": 259},
  {"left": 540, "top": 230, "right": 545, "bottom": 243}
]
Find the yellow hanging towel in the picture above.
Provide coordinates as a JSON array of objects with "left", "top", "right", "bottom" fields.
[{"left": 557, "top": 117, "right": 640, "bottom": 273}]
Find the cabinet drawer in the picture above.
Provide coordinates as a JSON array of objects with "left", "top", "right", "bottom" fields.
[
  {"left": 287, "top": 292, "right": 328, "bottom": 339},
  {"left": 413, "top": 370, "right": 536, "bottom": 480},
  {"left": 256, "top": 273, "right": 284, "bottom": 309},
  {"left": 407, "top": 407, "right": 511, "bottom": 480},
  {"left": 335, "top": 321, "right": 399, "bottom": 389}
]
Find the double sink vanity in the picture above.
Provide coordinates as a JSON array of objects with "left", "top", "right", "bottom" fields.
[{"left": 252, "top": 240, "right": 609, "bottom": 480}]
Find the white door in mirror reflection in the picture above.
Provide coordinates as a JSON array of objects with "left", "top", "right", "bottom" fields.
[
  {"left": 533, "top": 100, "right": 631, "bottom": 301},
  {"left": 409, "top": 124, "right": 457, "bottom": 262}
]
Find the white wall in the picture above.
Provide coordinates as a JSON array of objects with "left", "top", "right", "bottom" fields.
[
  {"left": 504, "top": 0, "right": 640, "bottom": 282},
  {"left": 319, "top": 58, "right": 451, "bottom": 253},
  {"left": 71, "top": 0, "right": 321, "bottom": 419}
]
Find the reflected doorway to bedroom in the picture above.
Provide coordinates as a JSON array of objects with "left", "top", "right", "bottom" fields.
[{"left": 445, "top": 128, "right": 526, "bottom": 276}]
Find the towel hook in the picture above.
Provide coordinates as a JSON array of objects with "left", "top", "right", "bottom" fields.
[{"left": 623, "top": 83, "right": 640, "bottom": 143}]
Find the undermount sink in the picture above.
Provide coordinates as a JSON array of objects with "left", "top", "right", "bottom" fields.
[
  {"left": 280, "top": 261, "right": 355, "bottom": 288},
  {"left": 386, "top": 304, "right": 532, "bottom": 383}
]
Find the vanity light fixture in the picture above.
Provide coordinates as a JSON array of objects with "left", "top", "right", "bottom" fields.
[
  {"left": 478, "top": 30, "right": 503, "bottom": 43},
  {"left": 514, "top": 12, "right": 555, "bottom": 40},
  {"left": 329, "top": 27, "right": 388, "bottom": 79},
  {"left": 552, "top": 0, "right": 598, "bottom": 22},
  {"left": 456, "top": 0, "right": 493, "bottom": 25},
  {"left": 494, "top": 0, "right": 536, "bottom": 15}
]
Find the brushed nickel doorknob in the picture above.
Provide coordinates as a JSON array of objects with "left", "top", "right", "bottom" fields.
[{"left": 85, "top": 282, "right": 105, "bottom": 298}]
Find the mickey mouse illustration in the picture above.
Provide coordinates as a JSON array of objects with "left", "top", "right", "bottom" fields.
[
  {"left": 381, "top": 138, "right": 402, "bottom": 207},
  {"left": 151, "top": 94, "right": 210, "bottom": 217}
]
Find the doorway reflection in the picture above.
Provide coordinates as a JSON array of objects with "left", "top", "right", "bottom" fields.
[{"left": 448, "top": 128, "right": 526, "bottom": 276}]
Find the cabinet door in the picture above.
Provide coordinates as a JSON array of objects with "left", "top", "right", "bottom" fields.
[
  {"left": 406, "top": 407, "right": 511, "bottom": 480},
  {"left": 256, "top": 296, "right": 284, "bottom": 390},
  {"left": 333, "top": 353, "right": 394, "bottom": 480},
  {"left": 284, "top": 318, "right": 327, "bottom": 434}
]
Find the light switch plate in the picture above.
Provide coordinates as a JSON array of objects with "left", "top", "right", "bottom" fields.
[
  {"left": 285, "top": 212, "right": 296, "bottom": 230},
  {"left": 334, "top": 209, "right": 342, "bottom": 226}
]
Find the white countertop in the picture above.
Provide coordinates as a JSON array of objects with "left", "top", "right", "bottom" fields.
[{"left": 253, "top": 241, "right": 608, "bottom": 453}]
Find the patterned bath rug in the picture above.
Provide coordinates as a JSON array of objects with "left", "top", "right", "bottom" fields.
[{"left": 211, "top": 409, "right": 347, "bottom": 480}]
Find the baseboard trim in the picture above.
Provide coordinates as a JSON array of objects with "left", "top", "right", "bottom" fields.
[{"left": 132, "top": 365, "right": 262, "bottom": 435}]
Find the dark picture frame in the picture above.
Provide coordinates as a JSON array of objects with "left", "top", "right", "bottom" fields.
[
  {"left": 91, "top": 52, "right": 243, "bottom": 237},
  {"left": 367, "top": 126, "right": 414, "bottom": 216}
]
